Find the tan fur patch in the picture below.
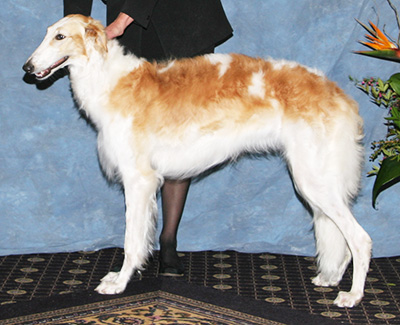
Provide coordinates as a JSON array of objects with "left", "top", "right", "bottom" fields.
[{"left": 108, "top": 54, "right": 358, "bottom": 137}]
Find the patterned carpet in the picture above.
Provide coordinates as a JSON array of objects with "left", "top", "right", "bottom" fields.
[
  {"left": 0, "top": 248, "right": 399, "bottom": 324},
  {"left": 2, "top": 288, "right": 287, "bottom": 324}
]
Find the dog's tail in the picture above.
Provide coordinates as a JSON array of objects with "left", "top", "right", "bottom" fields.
[{"left": 332, "top": 94, "right": 364, "bottom": 204}]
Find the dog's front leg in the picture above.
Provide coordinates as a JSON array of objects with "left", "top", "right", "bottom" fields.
[{"left": 95, "top": 172, "right": 159, "bottom": 295}]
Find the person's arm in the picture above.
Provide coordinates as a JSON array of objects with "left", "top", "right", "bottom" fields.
[
  {"left": 105, "top": 12, "right": 134, "bottom": 39},
  {"left": 63, "top": 0, "right": 93, "bottom": 16}
]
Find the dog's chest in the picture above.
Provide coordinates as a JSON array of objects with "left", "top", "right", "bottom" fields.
[{"left": 96, "top": 114, "right": 135, "bottom": 181}]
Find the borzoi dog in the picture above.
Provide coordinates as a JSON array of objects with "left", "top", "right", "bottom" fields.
[{"left": 23, "top": 14, "right": 371, "bottom": 307}]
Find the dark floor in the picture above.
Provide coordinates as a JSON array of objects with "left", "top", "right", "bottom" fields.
[{"left": 0, "top": 248, "right": 399, "bottom": 324}]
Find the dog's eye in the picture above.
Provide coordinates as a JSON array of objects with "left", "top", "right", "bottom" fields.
[{"left": 55, "top": 34, "right": 66, "bottom": 40}]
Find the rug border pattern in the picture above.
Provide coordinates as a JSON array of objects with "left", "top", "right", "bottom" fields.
[{"left": 3, "top": 290, "right": 283, "bottom": 325}]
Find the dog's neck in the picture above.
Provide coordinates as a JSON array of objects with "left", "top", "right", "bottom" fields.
[{"left": 68, "top": 39, "right": 144, "bottom": 126}]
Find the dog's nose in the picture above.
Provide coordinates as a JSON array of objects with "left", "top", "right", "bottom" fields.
[{"left": 23, "top": 61, "right": 34, "bottom": 74}]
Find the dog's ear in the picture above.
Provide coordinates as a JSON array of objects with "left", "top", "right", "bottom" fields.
[{"left": 84, "top": 19, "right": 108, "bottom": 55}]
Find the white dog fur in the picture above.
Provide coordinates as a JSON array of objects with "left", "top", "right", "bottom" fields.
[{"left": 23, "top": 15, "right": 372, "bottom": 307}]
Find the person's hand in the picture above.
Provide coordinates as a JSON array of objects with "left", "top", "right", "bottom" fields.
[{"left": 105, "top": 12, "right": 134, "bottom": 39}]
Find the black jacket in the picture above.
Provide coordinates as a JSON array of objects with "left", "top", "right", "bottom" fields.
[{"left": 64, "top": 0, "right": 233, "bottom": 59}]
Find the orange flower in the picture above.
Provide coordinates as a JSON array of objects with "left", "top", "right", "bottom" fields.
[{"left": 357, "top": 19, "right": 398, "bottom": 50}]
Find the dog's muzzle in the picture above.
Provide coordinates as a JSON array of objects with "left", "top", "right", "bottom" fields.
[{"left": 23, "top": 56, "right": 69, "bottom": 79}]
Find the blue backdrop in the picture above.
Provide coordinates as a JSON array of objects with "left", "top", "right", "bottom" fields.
[{"left": 1, "top": 0, "right": 400, "bottom": 257}]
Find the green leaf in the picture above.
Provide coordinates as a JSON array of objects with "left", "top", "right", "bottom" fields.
[
  {"left": 372, "top": 156, "right": 400, "bottom": 208},
  {"left": 354, "top": 49, "right": 400, "bottom": 63},
  {"left": 392, "top": 106, "right": 400, "bottom": 118},
  {"left": 371, "top": 86, "right": 379, "bottom": 98},
  {"left": 388, "top": 106, "right": 400, "bottom": 129},
  {"left": 378, "top": 78, "right": 385, "bottom": 90},
  {"left": 383, "top": 82, "right": 389, "bottom": 92},
  {"left": 389, "top": 73, "right": 400, "bottom": 95},
  {"left": 393, "top": 118, "right": 400, "bottom": 130},
  {"left": 383, "top": 89, "right": 393, "bottom": 100}
]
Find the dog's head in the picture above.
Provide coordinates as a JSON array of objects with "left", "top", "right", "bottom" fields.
[{"left": 23, "top": 14, "right": 107, "bottom": 80}]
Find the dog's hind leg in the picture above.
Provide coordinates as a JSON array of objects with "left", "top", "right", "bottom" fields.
[
  {"left": 291, "top": 175, "right": 371, "bottom": 307},
  {"left": 312, "top": 211, "right": 351, "bottom": 288},
  {"left": 316, "top": 205, "right": 370, "bottom": 307},
  {"left": 284, "top": 119, "right": 371, "bottom": 307},
  {"left": 95, "top": 170, "right": 159, "bottom": 295},
  {"left": 287, "top": 157, "right": 371, "bottom": 307}
]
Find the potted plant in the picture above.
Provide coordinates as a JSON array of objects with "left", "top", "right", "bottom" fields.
[{"left": 353, "top": 12, "right": 400, "bottom": 207}]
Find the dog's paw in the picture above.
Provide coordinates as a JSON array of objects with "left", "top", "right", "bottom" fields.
[
  {"left": 334, "top": 291, "right": 362, "bottom": 308},
  {"left": 101, "top": 271, "right": 119, "bottom": 283},
  {"left": 312, "top": 274, "right": 328, "bottom": 287},
  {"left": 95, "top": 272, "right": 127, "bottom": 295},
  {"left": 312, "top": 274, "right": 339, "bottom": 287},
  {"left": 95, "top": 280, "right": 126, "bottom": 295}
]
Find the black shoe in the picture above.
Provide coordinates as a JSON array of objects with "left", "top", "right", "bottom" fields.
[{"left": 158, "top": 258, "right": 184, "bottom": 277}]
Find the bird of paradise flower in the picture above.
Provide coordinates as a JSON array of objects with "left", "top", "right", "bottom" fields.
[{"left": 355, "top": 19, "right": 400, "bottom": 63}]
